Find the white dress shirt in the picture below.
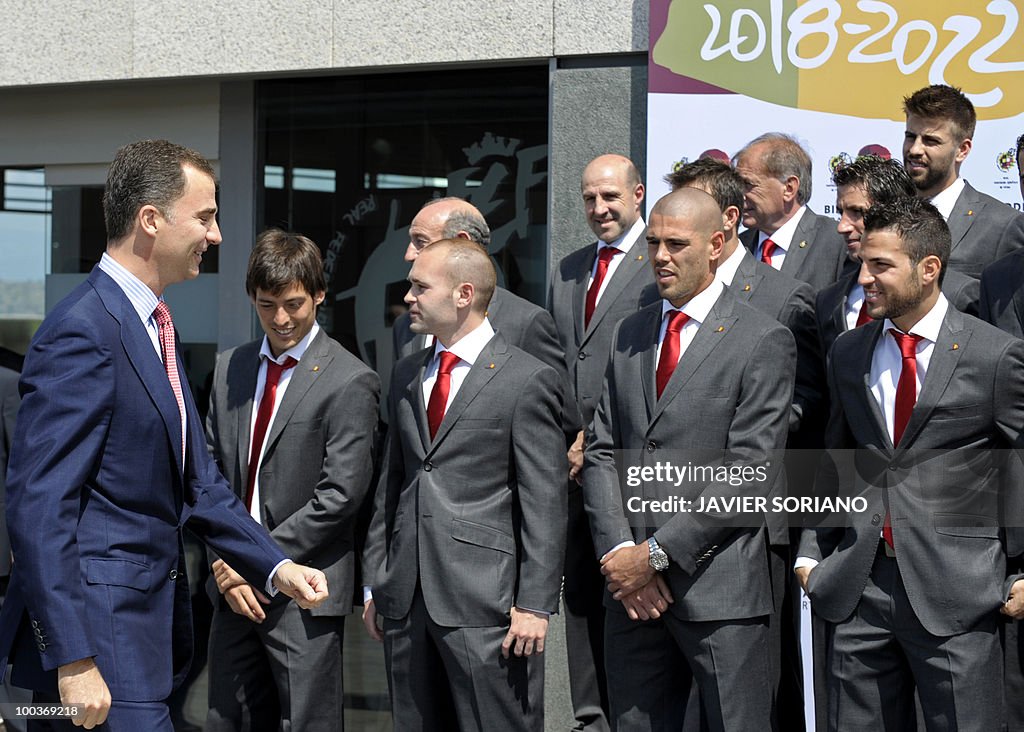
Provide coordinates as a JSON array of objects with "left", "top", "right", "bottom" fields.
[
  {"left": 714, "top": 245, "right": 745, "bottom": 287},
  {"left": 589, "top": 217, "right": 647, "bottom": 304},
  {"left": 845, "top": 283, "right": 867, "bottom": 331},
  {"left": 928, "top": 177, "right": 966, "bottom": 222}
]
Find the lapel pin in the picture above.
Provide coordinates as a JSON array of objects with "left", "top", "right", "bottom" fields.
[
  {"left": 799, "top": 241, "right": 807, "bottom": 248},
  {"left": 951, "top": 343, "right": 959, "bottom": 350},
  {"left": 637, "top": 255, "right": 644, "bottom": 261},
  {"left": 716, "top": 326, "right": 725, "bottom": 333},
  {"left": 488, "top": 363, "right": 495, "bottom": 369},
  {"left": 743, "top": 284, "right": 751, "bottom": 292},
  {"left": 967, "top": 210, "right": 974, "bottom": 216}
]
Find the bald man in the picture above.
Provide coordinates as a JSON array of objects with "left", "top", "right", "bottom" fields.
[
  {"left": 548, "top": 154, "right": 659, "bottom": 732},
  {"left": 583, "top": 188, "right": 795, "bottom": 731},
  {"left": 363, "top": 239, "right": 567, "bottom": 731}
]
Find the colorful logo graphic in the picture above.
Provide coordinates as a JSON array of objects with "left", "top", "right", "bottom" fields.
[
  {"left": 997, "top": 148, "right": 1017, "bottom": 173},
  {"left": 651, "top": 0, "right": 1024, "bottom": 121},
  {"left": 829, "top": 153, "right": 853, "bottom": 174},
  {"left": 858, "top": 144, "right": 891, "bottom": 160}
]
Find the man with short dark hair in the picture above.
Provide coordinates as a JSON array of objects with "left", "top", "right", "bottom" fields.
[
  {"left": 584, "top": 188, "right": 795, "bottom": 731},
  {"left": 818, "top": 156, "right": 978, "bottom": 359},
  {"left": 205, "top": 229, "right": 379, "bottom": 731},
  {"left": 902, "top": 84, "right": 1024, "bottom": 278},
  {"left": 796, "top": 196, "right": 1024, "bottom": 730},
  {"left": 0, "top": 140, "right": 328, "bottom": 730},
  {"left": 734, "top": 133, "right": 850, "bottom": 291},
  {"left": 363, "top": 238, "right": 567, "bottom": 731}
]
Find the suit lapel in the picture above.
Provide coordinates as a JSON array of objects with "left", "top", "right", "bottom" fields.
[
  {"left": 895, "top": 310, "right": 969, "bottom": 452},
  {"left": 264, "top": 330, "right": 334, "bottom": 455},
  {"left": 233, "top": 348, "right": 260, "bottom": 492},
  {"left": 732, "top": 251, "right": 762, "bottom": 302},
  {"left": 835, "top": 272, "right": 857, "bottom": 335},
  {"left": 857, "top": 322, "right": 892, "bottom": 451},
  {"left": 582, "top": 236, "right": 649, "bottom": 345},
  {"left": 779, "top": 214, "right": 813, "bottom": 280},
  {"left": 651, "top": 295, "right": 737, "bottom": 424},
  {"left": 637, "top": 307, "right": 661, "bottom": 417},
  {"left": 946, "top": 184, "right": 979, "bottom": 252},
  {"left": 410, "top": 350, "right": 434, "bottom": 452},
  {"left": 428, "top": 335, "right": 507, "bottom": 451},
  {"left": 93, "top": 270, "right": 185, "bottom": 476},
  {"left": 571, "top": 244, "right": 596, "bottom": 344}
]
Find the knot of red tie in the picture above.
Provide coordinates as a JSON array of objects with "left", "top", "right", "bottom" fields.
[{"left": 760, "top": 238, "right": 778, "bottom": 265}]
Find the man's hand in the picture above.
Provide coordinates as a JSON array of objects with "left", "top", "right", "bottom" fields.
[
  {"left": 620, "top": 574, "right": 674, "bottom": 621},
  {"left": 794, "top": 565, "right": 813, "bottom": 595},
  {"left": 568, "top": 430, "right": 585, "bottom": 485},
  {"left": 211, "top": 558, "right": 247, "bottom": 594},
  {"left": 362, "top": 597, "right": 383, "bottom": 642},
  {"left": 501, "top": 607, "right": 549, "bottom": 658},
  {"left": 224, "top": 584, "right": 270, "bottom": 622},
  {"left": 272, "top": 561, "right": 329, "bottom": 609},
  {"left": 1003, "top": 579, "right": 1024, "bottom": 619},
  {"left": 601, "top": 543, "right": 655, "bottom": 599},
  {"left": 58, "top": 658, "right": 110, "bottom": 729}
]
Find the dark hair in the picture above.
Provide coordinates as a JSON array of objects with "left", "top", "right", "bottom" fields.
[
  {"left": 902, "top": 85, "right": 976, "bottom": 140},
  {"left": 246, "top": 228, "right": 327, "bottom": 299},
  {"left": 832, "top": 156, "right": 915, "bottom": 204},
  {"left": 863, "top": 198, "right": 950, "bottom": 283},
  {"left": 734, "top": 132, "right": 813, "bottom": 204},
  {"left": 1017, "top": 133, "right": 1024, "bottom": 166},
  {"left": 103, "top": 139, "right": 215, "bottom": 243},
  {"left": 664, "top": 158, "right": 744, "bottom": 214}
]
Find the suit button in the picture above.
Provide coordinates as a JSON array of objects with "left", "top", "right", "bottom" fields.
[
  {"left": 871, "top": 514, "right": 881, "bottom": 526},
  {"left": 423, "top": 462, "right": 433, "bottom": 472},
  {"left": 888, "top": 464, "right": 897, "bottom": 471},
  {"left": 578, "top": 352, "right": 587, "bottom": 361},
  {"left": 646, "top": 441, "right": 657, "bottom": 453},
  {"left": 37, "top": 642, "right": 46, "bottom": 651},
  {"left": 168, "top": 569, "right": 179, "bottom": 581},
  {"left": 30, "top": 620, "right": 39, "bottom": 629}
]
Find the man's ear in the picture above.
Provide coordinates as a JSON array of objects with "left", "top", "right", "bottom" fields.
[{"left": 138, "top": 205, "right": 161, "bottom": 237}]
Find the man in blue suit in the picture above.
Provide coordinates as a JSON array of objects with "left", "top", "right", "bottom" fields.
[{"left": 0, "top": 139, "right": 328, "bottom": 730}]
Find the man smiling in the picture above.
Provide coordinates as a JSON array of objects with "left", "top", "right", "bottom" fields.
[
  {"left": 902, "top": 84, "right": 1024, "bottom": 279},
  {"left": 205, "top": 229, "right": 379, "bottom": 731}
]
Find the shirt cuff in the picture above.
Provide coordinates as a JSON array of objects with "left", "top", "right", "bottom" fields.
[
  {"left": 266, "top": 558, "right": 292, "bottom": 595},
  {"left": 603, "top": 540, "right": 636, "bottom": 560},
  {"left": 363, "top": 586, "right": 373, "bottom": 604},
  {"left": 515, "top": 606, "right": 550, "bottom": 617},
  {"left": 793, "top": 556, "right": 819, "bottom": 571}
]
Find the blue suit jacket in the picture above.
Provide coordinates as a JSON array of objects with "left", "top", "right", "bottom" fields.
[{"left": 0, "top": 267, "right": 286, "bottom": 702}]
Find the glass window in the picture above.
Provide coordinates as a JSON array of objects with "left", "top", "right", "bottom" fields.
[
  {"left": 0, "top": 168, "right": 49, "bottom": 364},
  {"left": 257, "top": 66, "right": 550, "bottom": 377}
]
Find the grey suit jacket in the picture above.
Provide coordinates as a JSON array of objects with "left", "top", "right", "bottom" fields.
[
  {"left": 798, "top": 309, "right": 1024, "bottom": 636},
  {"left": 364, "top": 333, "right": 568, "bottom": 628},
  {"left": 0, "top": 367, "right": 18, "bottom": 577},
  {"left": 582, "top": 289, "right": 796, "bottom": 622},
  {"left": 393, "top": 286, "right": 580, "bottom": 435},
  {"left": 741, "top": 207, "right": 852, "bottom": 292},
  {"left": 818, "top": 269, "right": 980, "bottom": 362},
  {"left": 946, "top": 181, "right": 1024, "bottom": 280},
  {"left": 548, "top": 234, "right": 660, "bottom": 426},
  {"left": 980, "top": 248, "right": 1024, "bottom": 338},
  {"left": 206, "top": 328, "right": 380, "bottom": 616}
]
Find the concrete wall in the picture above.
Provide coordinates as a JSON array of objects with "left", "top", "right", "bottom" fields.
[{"left": 0, "top": 1, "right": 647, "bottom": 87}]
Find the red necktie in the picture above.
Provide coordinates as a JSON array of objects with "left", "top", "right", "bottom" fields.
[
  {"left": 656, "top": 310, "right": 690, "bottom": 399},
  {"left": 760, "top": 238, "right": 778, "bottom": 266},
  {"left": 427, "top": 351, "right": 461, "bottom": 439},
  {"left": 884, "top": 328, "right": 923, "bottom": 548},
  {"left": 246, "top": 356, "right": 298, "bottom": 511},
  {"left": 856, "top": 299, "right": 871, "bottom": 327},
  {"left": 153, "top": 302, "right": 187, "bottom": 465},
  {"left": 585, "top": 246, "right": 620, "bottom": 327}
]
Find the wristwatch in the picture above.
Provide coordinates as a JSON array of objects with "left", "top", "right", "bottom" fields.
[{"left": 648, "top": 537, "right": 669, "bottom": 571}]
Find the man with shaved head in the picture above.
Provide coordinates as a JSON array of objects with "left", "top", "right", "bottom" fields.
[
  {"left": 583, "top": 188, "right": 796, "bottom": 731},
  {"left": 548, "top": 153, "right": 659, "bottom": 732},
  {"left": 363, "top": 239, "right": 567, "bottom": 731}
]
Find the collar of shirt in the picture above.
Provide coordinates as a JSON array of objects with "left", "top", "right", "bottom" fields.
[
  {"left": 928, "top": 177, "right": 965, "bottom": 221},
  {"left": 657, "top": 279, "right": 725, "bottom": 365},
  {"left": 758, "top": 205, "right": 807, "bottom": 253},
  {"left": 259, "top": 321, "right": 320, "bottom": 366},
  {"left": 714, "top": 245, "right": 746, "bottom": 286},
  {"left": 881, "top": 293, "right": 948, "bottom": 346},
  {"left": 597, "top": 216, "right": 646, "bottom": 256},
  {"left": 433, "top": 317, "right": 496, "bottom": 367},
  {"left": 99, "top": 252, "right": 162, "bottom": 354},
  {"left": 844, "top": 282, "right": 866, "bottom": 330}
]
